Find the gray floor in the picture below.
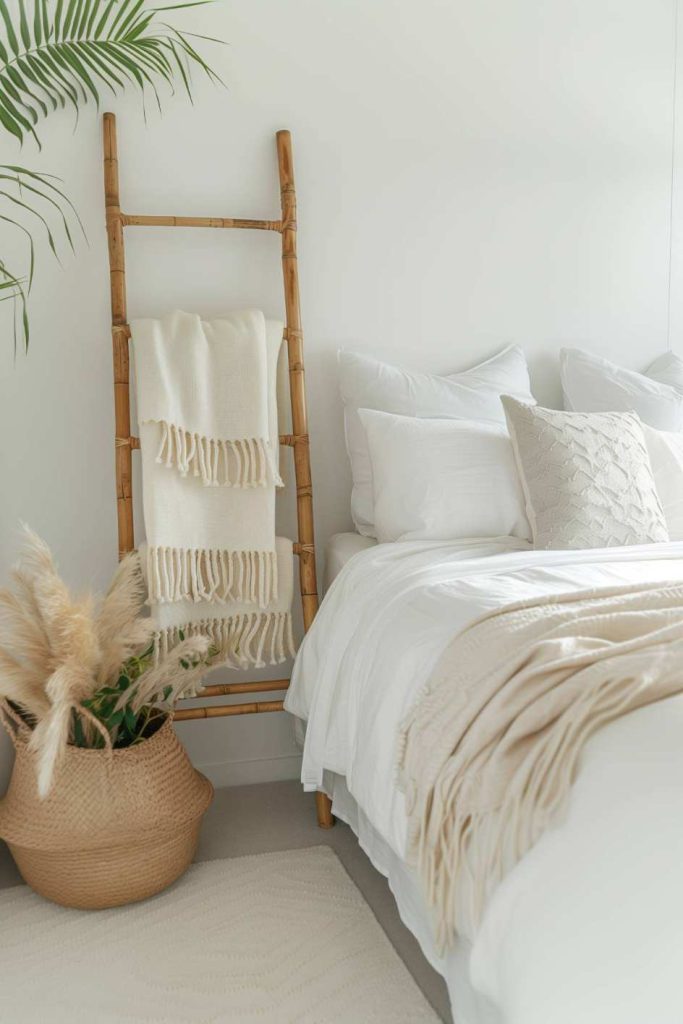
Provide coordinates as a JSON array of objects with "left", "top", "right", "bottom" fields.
[{"left": 0, "top": 779, "right": 452, "bottom": 1024}]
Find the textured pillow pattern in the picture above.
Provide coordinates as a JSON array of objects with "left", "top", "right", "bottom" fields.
[
  {"left": 339, "top": 346, "right": 534, "bottom": 537},
  {"left": 502, "top": 398, "right": 669, "bottom": 550}
]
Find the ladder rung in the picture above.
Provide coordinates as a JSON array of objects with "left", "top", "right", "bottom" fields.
[
  {"left": 121, "top": 213, "right": 282, "bottom": 232},
  {"left": 179, "top": 679, "right": 289, "bottom": 699},
  {"left": 174, "top": 699, "right": 284, "bottom": 721}
]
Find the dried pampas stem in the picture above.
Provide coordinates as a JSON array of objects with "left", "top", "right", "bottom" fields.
[
  {"left": 121, "top": 635, "right": 211, "bottom": 713},
  {"left": 0, "top": 528, "right": 215, "bottom": 798},
  {"left": 95, "top": 550, "right": 154, "bottom": 685}
]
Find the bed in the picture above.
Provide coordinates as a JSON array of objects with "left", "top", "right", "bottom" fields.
[{"left": 285, "top": 535, "right": 683, "bottom": 1024}]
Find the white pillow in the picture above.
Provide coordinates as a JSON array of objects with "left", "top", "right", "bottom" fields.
[
  {"left": 502, "top": 397, "right": 668, "bottom": 550},
  {"left": 340, "top": 346, "right": 534, "bottom": 537},
  {"left": 358, "top": 409, "right": 531, "bottom": 544},
  {"left": 560, "top": 348, "right": 683, "bottom": 430},
  {"left": 643, "top": 424, "right": 683, "bottom": 541},
  {"left": 646, "top": 352, "right": 683, "bottom": 394}
]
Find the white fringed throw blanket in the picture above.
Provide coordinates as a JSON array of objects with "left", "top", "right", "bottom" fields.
[
  {"left": 132, "top": 309, "right": 297, "bottom": 670},
  {"left": 398, "top": 581, "right": 683, "bottom": 950},
  {"left": 133, "top": 309, "right": 282, "bottom": 489},
  {"left": 141, "top": 538, "right": 296, "bottom": 669},
  {"left": 131, "top": 310, "right": 284, "bottom": 609}
]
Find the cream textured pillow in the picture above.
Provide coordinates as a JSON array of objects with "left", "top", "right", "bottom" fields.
[{"left": 501, "top": 397, "right": 669, "bottom": 550}]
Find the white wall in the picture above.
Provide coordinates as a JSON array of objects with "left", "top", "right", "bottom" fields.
[{"left": 0, "top": 0, "right": 679, "bottom": 792}]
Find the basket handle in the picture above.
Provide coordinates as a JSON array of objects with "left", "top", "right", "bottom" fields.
[
  {"left": 75, "top": 704, "right": 114, "bottom": 754},
  {"left": 0, "top": 700, "right": 30, "bottom": 748},
  {"left": 0, "top": 700, "right": 114, "bottom": 756}
]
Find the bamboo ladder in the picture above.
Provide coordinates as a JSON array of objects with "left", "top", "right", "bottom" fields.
[{"left": 103, "top": 112, "right": 334, "bottom": 829}]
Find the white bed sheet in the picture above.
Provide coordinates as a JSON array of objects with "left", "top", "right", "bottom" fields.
[
  {"left": 286, "top": 538, "right": 683, "bottom": 1024},
  {"left": 323, "top": 531, "right": 377, "bottom": 590}
]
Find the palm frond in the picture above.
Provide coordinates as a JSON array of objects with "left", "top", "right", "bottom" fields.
[
  {"left": 0, "top": 164, "right": 82, "bottom": 351},
  {"left": 0, "top": 258, "right": 29, "bottom": 352},
  {"left": 0, "top": 0, "right": 224, "bottom": 144},
  {"left": 0, "top": 0, "right": 224, "bottom": 353}
]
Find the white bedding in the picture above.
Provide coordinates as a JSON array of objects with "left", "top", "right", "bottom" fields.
[
  {"left": 285, "top": 538, "right": 683, "bottom": 1024},
  {"left": 323, "top": 532, "right": 377, "bottom": 590}
]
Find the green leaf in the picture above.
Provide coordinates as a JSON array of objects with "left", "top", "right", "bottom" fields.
[
  {"left": 0, "top": 73, "right": 41, "bottom": 144},
  {"left": 16, "top": 0, "right": 31, "bottom": 50},
  {"left": 0, "top": 0, "right": 224, "bottom": 353},
  {"left": 0, "top": 214, "right": 35, "bottom": 289},
  {"left": 114, "top": 0, "right": 146, "bottom": 41},
  {"left": 0, "top": 1, "right": 21, "bottom": 58},
  {"left": 0, "top": 97, "right": 25, "bottom": 144},
  {"left": 6, "top": 65, "right": 46, "bottom": 119},
  {"left": 53, "top": 42, "right": 100, "bottom": 104},
  {"left": 32, "top": 0, "right": 42, "bottom": 46},
  {"left": 93, "top": 0, "right": 118, "bottom": 40},
  {"left": 0, "top": 188, "right": 62, "bottom": 262},
  {"left": 4, "top": 165, "right": 86, "bottom": 238},
  {"left": 72, "top": 710, "right": 86, "bottom": 747},
  {"left": 60, "top": 0, "right": 80, "bottom": 43},
  {"left": 16, "top": 56, "right": 57, "bottom": 113}
]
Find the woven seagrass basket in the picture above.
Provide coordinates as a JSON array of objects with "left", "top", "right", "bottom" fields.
[{"left": 0, "top": 700, "right": 213, "bottom": 909}]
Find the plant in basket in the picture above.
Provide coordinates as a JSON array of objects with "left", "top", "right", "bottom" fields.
[{"left": 0, "top": 526, "right": 215, "bottom": 909}]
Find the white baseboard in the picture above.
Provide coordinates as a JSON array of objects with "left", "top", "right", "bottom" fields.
[{"left": 196, "top": 752, "right": 302, "bottom": 789}]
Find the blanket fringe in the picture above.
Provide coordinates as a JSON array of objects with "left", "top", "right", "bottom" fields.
[
  {"left": 154, "top": 611, "right": 296, "bottom": 671},
  {"left": 147, "top": 546, "right": 278, "bottom": 609},
  {"left": 156, "top": 421, "right": 283, "bottom": 488}
]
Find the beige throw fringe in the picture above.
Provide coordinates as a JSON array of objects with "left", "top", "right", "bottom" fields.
[
  {"left": 398, "top": 580, "right": 683, "bottom": 950},
  {"left": 147, "top": 546, "right": 278, "bottom": 609},
  {"left": 156, "top": 421, "right": 281, "bottom": 489},
  {"left": 142, "top": 537, "right": 296, "bottom": 672},
  {"left": 155, "top": 612, "right": 295, "bottom": 669}
]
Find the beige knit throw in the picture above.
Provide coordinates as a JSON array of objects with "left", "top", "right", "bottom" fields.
[{"left": 398, "top": 580, "right": 683, "bottom": 949}]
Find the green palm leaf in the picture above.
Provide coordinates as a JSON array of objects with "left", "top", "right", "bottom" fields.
[
  {"left": 0, "top": 164, "right": 79, "bottom": 353},
  {"left": 0, "top": 260, "right": 29, "bottom": 352},
  {"left": 0, "top": 0, "right": 224, "bottom": 352},
  {"left": 0, "top": 0, "right": 223, "bottom": 143}
]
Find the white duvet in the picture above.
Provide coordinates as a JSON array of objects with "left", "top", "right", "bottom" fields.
[{"left": 285, "top": 538, "right": 683, "bottom": 1024}]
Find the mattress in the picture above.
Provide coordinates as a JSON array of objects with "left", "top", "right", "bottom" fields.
[
  {"left": 323, "top": 531, "right": 377, "bottom": 590},
  {"left": 286, "top": 537, "right": 683, "bottom": 1024}
]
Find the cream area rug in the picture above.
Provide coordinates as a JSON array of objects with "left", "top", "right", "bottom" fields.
[{"left": 0, "top": 845, "right": 441, "bottom": 1023}]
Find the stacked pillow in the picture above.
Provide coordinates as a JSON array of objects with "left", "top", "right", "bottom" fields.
[
  {"left": 560, "top": 348, "right": 683, "bottom": 430},
  {"left": 340, "top": 345, "right": 683, "bottom": 550},
  {"left": 358, "top": 409, "right": 531, "bottom": 544},
  {"left": 560, "top": 348, "right": 683, "bottom": 542},
  {"left": 339, "top": 346, "right": 534, "bottom": 539}
]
